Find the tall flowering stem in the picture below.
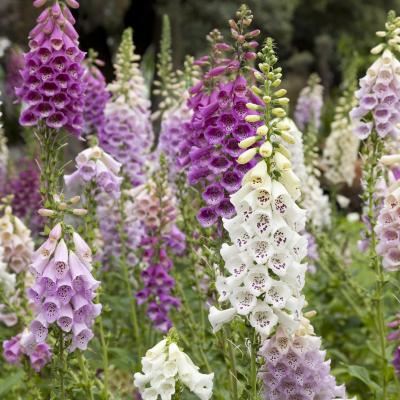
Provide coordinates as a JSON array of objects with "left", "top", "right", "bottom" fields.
[
  {"left": 208, "top": 38, "right": 347, "bottom": 399},
  {"left": 350, "top": 12, "right": 400, "bottom": 394}
]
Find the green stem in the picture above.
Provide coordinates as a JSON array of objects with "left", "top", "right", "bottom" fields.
[
  {"left": 78, "top": 352, "right": 94, "bottom": 400},
  {"left": 59, "top": 330, "right": 65, "bottom": 400},
  {"left": 364, "top": 132, "right": 388, "bottom": 397},
  {"left": 250, "top": 334, "right": 258, "bottom": 399},
  {"left": 98, "top": 311, "right": 110, "bottom": 399},
  {"left": 224, "top": 327, "right": 239, "bottom": 400}
]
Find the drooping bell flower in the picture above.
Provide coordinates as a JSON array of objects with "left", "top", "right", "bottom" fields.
[{"left": 16, "top": 0, "right": 86, "bottom": 137}]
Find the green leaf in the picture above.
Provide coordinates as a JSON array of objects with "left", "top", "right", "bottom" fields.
[
  {"left": 0, "top": 370, "right": 25, "bottom": 396},
  {"left": 347, "top": 365, "right": 380, "bottom": 393}
]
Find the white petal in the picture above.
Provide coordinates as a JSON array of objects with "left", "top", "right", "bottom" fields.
[
  {"left": 208, "top": 306, "right": 236, "bottom": 333},
  {"left": 264, "top": 281, "right": 291, "bottom": 309},
  {"left": 230, "top": 287, "right": 257, "bottom": 315}
]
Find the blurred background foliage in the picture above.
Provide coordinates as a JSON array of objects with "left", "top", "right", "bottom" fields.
[{"left": 1, "top": 0, "right": 400, "bottom": 138}]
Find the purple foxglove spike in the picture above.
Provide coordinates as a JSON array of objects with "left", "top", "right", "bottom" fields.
[
  {"left": 30, "top": 313, "right": 48, "bottom": 343},
  {"left": 42, "top": 296, "right": 60, "bottom": 323},
  {"left": 53, "top": 239, "right": 69, "bottom": 279},
  {"left": 57, "top": 304, "right": 73, "bottom": 332}
]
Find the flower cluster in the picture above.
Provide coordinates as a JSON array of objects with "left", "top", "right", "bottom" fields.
[
  {"left": 209, "top": 40, "right": 308, "bottom": 337},
  {"left": 83, "top": 55, "right": 109, "bottom": 135},
  {"left": 6, "top": 161, "right": 43, "bottom": 232},
  {"left": 294, "top": 74, "right": 323, "bottom": 132},
  {"left": 28, "top": 223, "right": 101, "bottom": 352},
  {"left": 65, "top": 145, "right": 122, "bottom": 199},
  {"left": 134, "top": 338, "right": 214, "bottom": 400},
  {"left": 351, "top": 21, "right": 400, "bottom": 140},
  {"left": 99, "top": 28, "right": 153, "bottom": 186},
  {"left": 323, "top": 81, "right": 359, "bottom": 186},
  {"left": 179, "top": 9, "right": 262, "bottom": 228},
  {"left": 0, "top": 205, "right": 34, "bottom": 273},
  {"left": 16, "top": 0, "right": 86, "bottom": 136},
  {"left": 259, "top": 327, "right": 346, "bottom": 400},
  {"left": 3, "top": 330, "right": 52, "bottom": 372},
  {"left": 134, "top": 180, "right": 184, "bottom": 332}
]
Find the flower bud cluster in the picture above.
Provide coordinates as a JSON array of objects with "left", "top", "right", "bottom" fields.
[
  {"left": 133, "top": 338, "right": 214, "bottom": 400},
  {"left": 351, "top": 18, "right": 400, "bottom": 140},
  {"left": 27, "top": 223, "right": 101, "bottom": 352},
  {"left": 322, "top": 86, "right": 359, "bottom": 186},
  {"left": 17, "top": 0, "right": 86, "bottom": 136},
  {"left": 0, "top": 205, "right": 34, "bottom": 273},
  {"left": 3, "top": 330, "right": 52, "bottom": 372},
  {"left": 259, "top": 326, "right": 346, "bottom": 400},
  {"left": 99, "top": 28, "right": 153, "bottom": 186},
  {"left": 65, "top": 145, "right": 122, "bottom": 199}
]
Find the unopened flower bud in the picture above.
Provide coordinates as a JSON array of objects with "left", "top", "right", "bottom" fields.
[
  {"left": 272, "top": 79, "right": 282, "bottom": 87},
  {"left": 276, "top": 144, "right": 291, "bottom": 159},
  {"left": 256, "top": 125, "right": 269, "bottom": 136},
  {"left": 72, "top": 209, "right": 88, "bottom": 216},
  {"left": 380, "top": 154, "right": 400, "bottom": 165},
  {"left": 271, "top": 108, "right": 286, "bottom": 118},
  {"left": 376, "top": 31, "right": 387, "bottom": 37},
  {"left": 251, "top": 85, "right": 263, "bottom": 96},
  {"left": 276, "top": 121, "right": 290, "bottom": 131},
  {"left": 259, "top": 141, "right": 273, "bottom": 157},
  {"left": 70, "top": 196, "right": 81, "bottom": 204},
  {"left": 237, "top": 148, "right": 258, "bottom": 164},
  {"left": 280, "top": 131, "right": 295, "bottom": 144},
  {"left": 58, "top": 202, "right": 68, "bottom": 211},
  {"left": 38, "top": 209, "right": 55, "bottom": 217},
  {"left": 239, "top": 136, "right": 259, "bottom": 149},
  {"left": 245, "top": 114, "right": 261, "bottom": 123},
  {"left": 263, "top": 96, "right": 271, "bottom": 104},
  {"left": 274, "top": 88, "right": 287, "bottom": 97},
  {"left": 246, "top": 103, "right": 262, "bottom": 111},
  {"left": 371, "top": 43, "right": 384, "bottom": 54},
  {"left": 276, "top": 97, "right": 289, "bottom": 105},
  {"left": 274, "top": 152, "right": 291, "bottom": 171}
]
